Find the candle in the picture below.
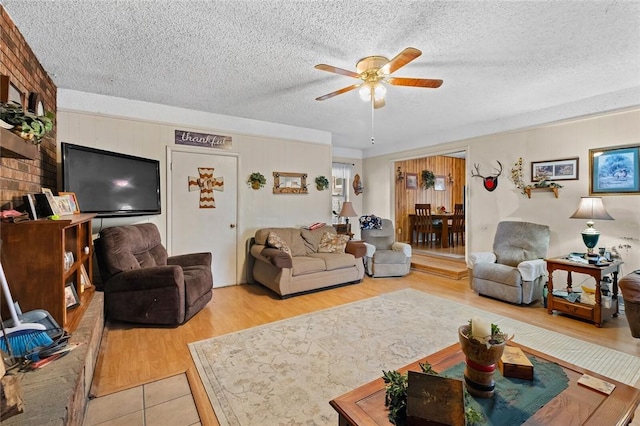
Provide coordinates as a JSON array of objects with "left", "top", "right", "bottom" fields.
[{"left": 472, "top": 316, "right": 491, "bottom": 340}]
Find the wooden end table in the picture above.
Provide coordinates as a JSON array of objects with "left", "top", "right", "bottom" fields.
[
  {"left": 545, "top": 256, "right": 623, "bottom": 327},
  {"left": 330, "top": 342, "right": 639, "bottom": 426}
]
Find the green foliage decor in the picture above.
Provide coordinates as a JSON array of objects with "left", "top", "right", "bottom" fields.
[
  {"left": 382, "top": 361, "right": 483, "bottom": 425},
  {"left": 247, "top": 172, "right": 267, "bottom": 189},
  {"left": 315, "top": 175, "right": 329, "bottom": 190},
  {"left": 421, "top": 170, "right": 435, "bottom": 189},
  {"left": 0, "top": 101, "right": 55, "bottom": 144},
  {"left": 511, "top": 157, "right": 562, "bottom": 195}
]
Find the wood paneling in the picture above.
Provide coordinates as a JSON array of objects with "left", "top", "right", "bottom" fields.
[{"left": 394, "top": 156, "right": 465, "bottom": 242}]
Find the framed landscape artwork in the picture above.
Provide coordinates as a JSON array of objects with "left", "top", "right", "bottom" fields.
[
  {"left": 405, "top": 173, "right": 418, "bottom": 190},
  {"left": 590, "top": 144, "right": 640, "bottom": 195},
  {"left": 531, "top": 158, "right": 579, "bottom": 181}
]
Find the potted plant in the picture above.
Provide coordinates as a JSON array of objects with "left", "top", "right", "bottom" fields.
[
  {"left": 247, "top": 172, "right": 267, "bottom": 189},
  {"left": 0, "top": 101, "right": 55, "bottom": 144},
  {"left": 421, "top": 170, "right": 435, "bottom": 189},
  {"left": 383, "top": 361, "right": 483, "bottom": 425},
  {"left": 315, "top": 175, "right": 329, "bottom": 191}
]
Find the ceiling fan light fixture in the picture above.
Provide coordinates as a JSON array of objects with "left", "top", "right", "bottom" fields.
[
  {"left": 373, "top": 83, "right": 386, "bottom": 101},
  {"left": 358, "top": 82, "right": 386, "bottom": 102},
  {"left": 358, "top": 84, "right": 372, "bottom": 101}
]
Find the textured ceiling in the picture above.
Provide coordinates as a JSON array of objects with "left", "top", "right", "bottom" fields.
[{"left": 3, "top": 1, "right": 639, "bottom": 157}]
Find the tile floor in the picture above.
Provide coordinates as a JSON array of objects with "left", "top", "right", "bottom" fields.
[{"left": 83, "top": 373, "right": 201, "bottom": 426}]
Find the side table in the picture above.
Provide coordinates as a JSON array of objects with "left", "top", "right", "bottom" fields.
[{"left": 546, "top": 256, "right": 623, "bottom": 327}]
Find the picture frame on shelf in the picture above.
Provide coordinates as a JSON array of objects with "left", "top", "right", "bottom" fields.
[
  {"left": 531, "top": 157, "right": 579, "bottom": 181},
  {"left": 55, "top": 195, "right": 74, "bottom": 215},
  {"left": 405, "top": 173, "right": 418, "bottom": 190},
  {"left": 59, "top": 192, "right": 80, "bottom": 213},
  {"left": 589, "top": 144, "right": 640, "bottom": 195},
  {"left": 434, "top": 176, "right": 446, "bottom": 191},
  {"left": 0, "top": 75, "right": 24, "bottom": 106},
  {"left": 65, "top": 284, "right": 80, "bottom": 309},
  {"left": 80, "top": 264, "right": 91, "bottom": 292},
  {"left": 42, "top": 188, "right": 61, "bottom": 216}
]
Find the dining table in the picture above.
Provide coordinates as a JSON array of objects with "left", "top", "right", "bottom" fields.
[{"left": 408, "top": 212, "right": 455, "bottom": 248}]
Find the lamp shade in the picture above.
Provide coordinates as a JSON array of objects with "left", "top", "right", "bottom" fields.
[
  {"left": 570, "top": 197, "right": 613, "bottom": 253},
  {"left": 339, "top": 201, "right": 358, "bottom": 218},
  {"left": 569, "top": 197, "right": 614, "bottom": 221}
]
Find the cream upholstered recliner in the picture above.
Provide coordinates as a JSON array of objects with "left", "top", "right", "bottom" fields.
[
  {"left": 469, "top": 221, "right": 550, "bottom": 305},
  {"left": 361, "top": 218, "right": 412, "bottom": 277}
]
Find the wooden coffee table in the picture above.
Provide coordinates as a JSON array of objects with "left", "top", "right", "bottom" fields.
[{"left": 330, "top": 343, "right": 640, "bottom": 426}]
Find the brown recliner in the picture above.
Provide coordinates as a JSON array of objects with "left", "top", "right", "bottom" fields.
[{"left": 94, "top": 223, "right": 212, "bottom": 325}]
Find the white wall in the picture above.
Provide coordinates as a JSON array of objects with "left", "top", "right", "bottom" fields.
[
  {"left": 57, "top": 91, "right": 334, "bottom": 284},
  {"left": 363, "top": 108, "right": 640, "bottom": 274}
]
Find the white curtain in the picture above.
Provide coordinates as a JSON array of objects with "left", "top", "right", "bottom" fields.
[
  {"left": 332, "top": 162, "right": 352, "bottom": 221},
  {"left": 332, "top": 162, "right": 352, "bottom": 201}
]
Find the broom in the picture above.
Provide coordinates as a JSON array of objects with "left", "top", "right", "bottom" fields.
[{"left": 0, "top": 260, "right": 53, "bottom": 357}]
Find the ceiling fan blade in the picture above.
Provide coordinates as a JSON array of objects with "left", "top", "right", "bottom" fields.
[
  {"left": 315, "top": 64, "right": 361, "bottom": 79},
  {"left": 374, "top": 98, "right": 385, "bottom": 109},
  {"left": 387, "top": 77, "right": 443, "bottom": 88},
  {"left": 315, "top": 84, "right": 360, "bottom": 101},
  {"left": 380, "top": 47, "right": 422, "bottom": 75}
]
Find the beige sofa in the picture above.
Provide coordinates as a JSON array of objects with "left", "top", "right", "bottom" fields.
[{"left": 248, "top": 225, "right": 365, "bottom": 298}]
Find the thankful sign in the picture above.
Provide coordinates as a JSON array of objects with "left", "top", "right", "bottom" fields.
[{"left": 175, "top": 130, "right": 232, "bottom": 149}]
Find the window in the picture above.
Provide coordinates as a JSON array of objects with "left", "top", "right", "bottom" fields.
[{"left": 332, "top": 162, "right": 352, "bottom": 222}]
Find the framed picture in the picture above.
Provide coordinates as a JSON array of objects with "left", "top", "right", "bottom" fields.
[
  {"left": 0, "top": 75, "right": 24, "bottom": 105},
  {"left": 59, "top": 192, "right": 81, "bottom": 213},
  {"left": 65, "top": 284, "right": 80, "bottom": 309},
  {"left": 406, "top": 173, "right": 418, "bottom": 190},
  {"left": 434, "top": 176, "right": 446, "bottom": 191},
  {"left": 41, "top": 188, "right": 61, "bottom": 216},
  {"left": 55, "top": 195, "right": 74, "bottom": 215},
  {"left": 80, "top": 264, "right": 91, "bottom": 291},
  {"left": 590, "top": 144, "right": 640, "bottom": 195},
  {"left": 531, "top": 157, "right": 579, "bottom": 181}
]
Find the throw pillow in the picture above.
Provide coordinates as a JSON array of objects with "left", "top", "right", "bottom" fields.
[
  {"left": 359, "top": 215, "right": 382, "bottom": 230},
  {"left": 266, "top": 231, "right": 292, "bottom": 257},
  {"left": 318, "top": 232, "right": 350, "bottom": 254}
]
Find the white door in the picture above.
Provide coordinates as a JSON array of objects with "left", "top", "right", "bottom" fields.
[{"left": 167, "top": 147, "right": 238, "bottom": 287}]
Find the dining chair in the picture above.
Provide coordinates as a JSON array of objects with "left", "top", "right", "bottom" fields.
[
  {"left": 450, "top": 203, "right": 465, "bottom": 246},
  {"left": 415, "top": 204, "right": 439, "bottom": 246}
]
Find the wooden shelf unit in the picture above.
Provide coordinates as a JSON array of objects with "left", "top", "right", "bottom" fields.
[
  {"left": 525, "top": 186, "right": 559, "bottom": 198},
  {"left": 0, "top": 213, "right": 96, "bottom": 330},
  {"left": 0, "top": 127, "right": 38, "bottom": 160}
]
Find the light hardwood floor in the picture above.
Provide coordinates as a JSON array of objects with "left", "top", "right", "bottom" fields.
[{"left": 91, "top": 269, "right": 640, "bottom": 425}]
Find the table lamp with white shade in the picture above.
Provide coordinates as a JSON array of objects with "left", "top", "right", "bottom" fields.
[{"left": 569, "top": 196, "right": 614, "bottom": 254}]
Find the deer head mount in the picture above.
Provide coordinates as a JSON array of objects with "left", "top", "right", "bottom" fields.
[{"left": 471, "top": 161, "right": 503, "bottom": 192}]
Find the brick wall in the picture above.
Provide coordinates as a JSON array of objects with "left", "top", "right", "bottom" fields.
[{"left": 0, "top": 5, "right": 57, "bottom": 210}]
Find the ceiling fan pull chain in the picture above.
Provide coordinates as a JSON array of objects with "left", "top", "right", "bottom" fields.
[{"left": 371, "top": 96, "right": 375, "bottom": 144}]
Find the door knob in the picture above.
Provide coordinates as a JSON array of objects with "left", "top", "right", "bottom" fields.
[{"left": 230, "top": 224, "right": 236, "bottom": 228}]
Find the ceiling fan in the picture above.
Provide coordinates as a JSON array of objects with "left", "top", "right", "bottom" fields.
[{"left": 315, "top": 47, "right": 443, "bottom": 109}]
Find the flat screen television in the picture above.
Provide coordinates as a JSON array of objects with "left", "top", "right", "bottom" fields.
[{"left": 61, "top": 143, "right": 161, "bottom": 217}]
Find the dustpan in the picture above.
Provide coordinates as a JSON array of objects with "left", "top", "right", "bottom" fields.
[
  {"left": 2, "top": 304, "right": 61, "bottom": 339},
  {"left": 0, "top": 259, "right": 53, "bottom": 357}
]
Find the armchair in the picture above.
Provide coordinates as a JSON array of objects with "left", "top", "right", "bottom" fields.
[
  {"left": 361, "top": 218, "right": 412, "bottom": 277},
  {"left": 94, "top": 223, "right": 213, "bottom": 325},
  {"left": 469, "top": 221, "right": 550, "bottom": 304}
]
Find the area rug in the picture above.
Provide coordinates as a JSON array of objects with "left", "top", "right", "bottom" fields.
[{"left": 189, "top": 289, "right": 640, "bottom": 426}]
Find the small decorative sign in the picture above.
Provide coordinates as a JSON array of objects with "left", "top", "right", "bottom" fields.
[{"left": 175, "top": 130, "right": 232, "bottom": 150}]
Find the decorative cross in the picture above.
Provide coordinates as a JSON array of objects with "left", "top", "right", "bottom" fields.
[{"left": 188, "top": 167, "right": 224, "bottom": 208}]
